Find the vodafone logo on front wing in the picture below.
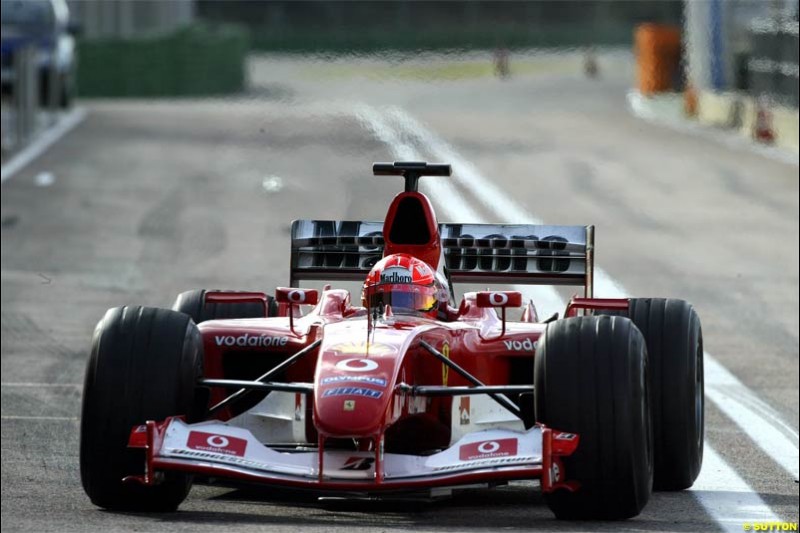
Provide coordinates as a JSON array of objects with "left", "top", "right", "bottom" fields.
[
  {"left": 187, "top": 431, "right": 248, "bottom": 457},
  {"left": 459, "top": 438, "right": 518, "bottom": 461}
]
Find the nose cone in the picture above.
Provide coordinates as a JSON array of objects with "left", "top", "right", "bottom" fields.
[
  {"left": 314, "top": 380, "right": 389, "bottom": 436},
  {"left": 313, "top": 334, "right": 399, "bottom": 438}
]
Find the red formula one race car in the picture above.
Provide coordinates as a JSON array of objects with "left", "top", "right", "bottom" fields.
[{"left": 80, "top": 162, "right": 704, "bottom": 520}]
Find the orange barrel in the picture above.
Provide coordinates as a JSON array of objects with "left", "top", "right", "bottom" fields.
[{"left": 635, "top": 24, "right": 682, "bottom": 95}]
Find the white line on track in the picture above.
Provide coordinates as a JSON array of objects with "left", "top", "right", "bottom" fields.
[
  {"left": 355, "top": 103, "right": 793, "bottom": 527},
  {"left": 1, "top": 107, "right": 87, "bottom": 184},
  {"left": 1, "top": 415, "right": 79, "bottom": 421},
  {"left": 704, "top": 358, "right": 799, "bottom": 479},
  {"left": 353, "top": 104, "right": 484, "bottom": 224},
  {"left": 1, "top": 382, "right": 81, "bottom": 388},
  {"left": 694, "top": 447, "right": 781, "bottom": 529}
]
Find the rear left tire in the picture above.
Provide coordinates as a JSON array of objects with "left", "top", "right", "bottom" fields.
[{"left": 172, "top": 289, "right": 276, "bottom": 323}]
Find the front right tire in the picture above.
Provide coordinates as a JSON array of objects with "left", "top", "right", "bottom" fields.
[
  {"left": 535, "top": 315, "right": 653, "bottom": 520},
  {"left": 598, "top": 298, "right": 704, "bottom": 490}
]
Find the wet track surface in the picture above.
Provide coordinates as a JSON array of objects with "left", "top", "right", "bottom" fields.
[{"left": 1, "top": 54, "right": 798, "bottom": 531}]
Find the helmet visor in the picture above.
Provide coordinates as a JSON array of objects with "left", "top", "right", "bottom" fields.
[{"left": 367, "top": 286, "right": 437, "bottom": 314}]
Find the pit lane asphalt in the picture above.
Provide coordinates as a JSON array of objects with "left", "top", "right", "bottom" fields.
[{"left": 2, "top": 53, "right": 797, "bottom": 532}]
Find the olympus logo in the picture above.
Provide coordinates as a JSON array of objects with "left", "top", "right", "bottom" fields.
[{"left": 214, "top": 334, "right": 289, "bottom": 348}]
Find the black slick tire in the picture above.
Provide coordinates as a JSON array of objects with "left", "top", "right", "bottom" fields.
[
  {"left": 172, "top": 289, "right": 276, "bottom": 323},
  {"left": 80, "top": 306, "right": 203, "bottom": 511},
  {"left": 535, "top": 315, "right": 652, "bottom": 520},
  {"left": 613, "top": 298, "right": 704, "bottom": 490}
]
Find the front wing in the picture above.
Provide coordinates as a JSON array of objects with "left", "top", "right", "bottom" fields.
[{"left": 126, "top": 418, "right": 580, "bottom": 494}]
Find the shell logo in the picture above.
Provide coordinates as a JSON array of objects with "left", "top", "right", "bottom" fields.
[{"left": 329, "top": 341, "right": 395, "bottom": 356}]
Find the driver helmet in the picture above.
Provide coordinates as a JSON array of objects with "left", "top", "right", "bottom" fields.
[{"left": 362, "top": 253, "right": 444, "bottom": 318}]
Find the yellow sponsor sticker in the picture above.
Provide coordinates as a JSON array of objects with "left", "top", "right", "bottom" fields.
[
  {"left": 743, "top": 523, "right": 798, "bottom": 531},
  {"left": 441, "top": 341, "right": 450, "bottom": 385}
]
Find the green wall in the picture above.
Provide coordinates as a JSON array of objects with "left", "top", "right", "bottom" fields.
[{"left": 77, "top": 24, "right": 249, "bottom": 97}]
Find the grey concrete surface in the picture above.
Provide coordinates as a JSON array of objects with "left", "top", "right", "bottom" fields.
[{"left": 2, "top": 53, "right": 797, "bottom": 531}]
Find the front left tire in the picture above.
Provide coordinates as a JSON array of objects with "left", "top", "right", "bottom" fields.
[{"left": 80, "top": 306, "right": 203, "bottom": 511}]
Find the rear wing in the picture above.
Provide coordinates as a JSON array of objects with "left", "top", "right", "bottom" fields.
[{"left": 290, "top": 221, "right": 595, "bottom": 297}]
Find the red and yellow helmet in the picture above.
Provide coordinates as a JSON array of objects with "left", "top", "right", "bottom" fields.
[{"left": 362, "top": 253, "right": 441, "bottom": 318}]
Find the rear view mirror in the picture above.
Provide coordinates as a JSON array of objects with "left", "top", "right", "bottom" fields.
[
  {"left": 275, "top": 288, "right": 319, "bottom": 337},
  {"left": 476, "top": 291, "right": 522, "bottom": 308},
  {"left": 275, "top": 288, "right": 319, "bottom": 306},
  {"left": 476, "top": 291, "right": 522, "bottom": 339}
]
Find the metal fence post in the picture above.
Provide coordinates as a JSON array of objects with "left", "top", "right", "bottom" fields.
[
  {"left": 13, "top": 45, "right": 38, "bottom": 147},
  {"left": 46, "top": 58, "right": 60, "bottom": 120}
]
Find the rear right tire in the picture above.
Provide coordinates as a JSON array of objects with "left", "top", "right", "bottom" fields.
[
  {"left": 599, "top": 298, "right": 704, "bottom": 490},
  {"left": 535, "top": 315, "right": 652, "bottom": 520}
]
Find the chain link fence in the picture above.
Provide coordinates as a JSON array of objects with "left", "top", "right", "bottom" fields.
[{"left": 730, "top": 2, "right": 799, "bottom": 109}]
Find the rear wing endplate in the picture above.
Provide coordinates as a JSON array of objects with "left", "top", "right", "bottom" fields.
[{"left": 290, "top": 221, "right": 595, "bottom": 297}]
